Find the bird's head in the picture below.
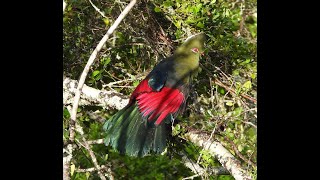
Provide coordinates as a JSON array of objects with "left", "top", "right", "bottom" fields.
[{"left": 174, "top": 33, "right": 206, "bottom": 58}]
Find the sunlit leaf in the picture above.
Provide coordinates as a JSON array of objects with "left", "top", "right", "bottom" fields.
[
  {"left": 242, "top": 81, "right": 252, "bottom": 91},
  {"left": 92, "top": 70, "right": 100, "bottom": 77},
  {"left": 196, "top": 22, "right": 204, "bottom": 28},
  {"left": 133, "top": 80, "right": 140, "bottom": 87},
  {"left": 154, "top": 7, "right": 161, "bottom": 12},
  {"left": 70, "top": 163, "right": 75, "bottom": 176},
  {"left": 226, "top": 101, "right": 234, "bottom": 106},
  {"left": 103, "top": 18, "right": 110, "bottom": 26}
]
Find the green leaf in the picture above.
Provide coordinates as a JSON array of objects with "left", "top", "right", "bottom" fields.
[
  {"left": 232, "top": 69, "right": 240, "bottom": 76},
  {"left": 174, "top": 21, "right": 181, "bottom": 28},
  {"left": 103, "top": 18, "right": 110, "bottom": 26},
  {"left": 70, "top": 163, "right": 75, "bottom": 176},
  {"left": 246, "top": 127, "right": 256, "bottom": 138},
  {"left": 154, "top": 7, "right": 161, "bottom": 12},
  {"left": 225, "top": 9, "right": 230, "bottom": 17},
  {"left": 226, "top": 101, "right": 234, "bottom": 106},
  {"left": 86, "top": 172, "right": 90, "bottom": 179},
  {"left": 251, "top": 73, "right": 257, "bottom": 79},
  {"left": 193, "top": 4, "right": 202, "bottom": 14},
  {"left": 186, "top": 17, "right": 196, "bottom": 24},
  {"left": 92, "top": 70, "right": 100, "bottom": 77},
  {"left": 116, "top": 32, "right": 125, "bottom": 43},
  {"left": 172, "top": 124, "right": 181, "bottom": 136},
  {"left": 196, "top": 22, "right": 204, "bottom": 28},
  {"left": 233, "top": 107, "right": 243, "bottom": 116},
  {"left": 242, "top": 81, "right": 252, "bottom": 91},
  {"left": 102, "top": 57, "right": 111, "bottom": 66},
  {"left": 218, "top": 87, "right": 225, "bottom": 95},
  {"left": 163, "top": 0, "right": 174, "bottom": 7},
  {"left": 240, "top": 58, "right": 251, "bottom": 65},
  {"left": 63, "top": 108, "right": 70, "bottom": 118},
  {"left": 133, "top": 80, "right": 140, "bottom": 87},
  {"left": 238, "top": 144, "right": 244, "bottom": 152}
]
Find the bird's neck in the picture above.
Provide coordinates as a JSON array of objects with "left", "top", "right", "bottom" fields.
[{"left": 172, "top": 53, "right": 200, "bottom": 84}]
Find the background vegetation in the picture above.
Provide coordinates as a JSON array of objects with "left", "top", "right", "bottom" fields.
[{"left": 63, "top": 0, "right": 257, "bottom": 179}]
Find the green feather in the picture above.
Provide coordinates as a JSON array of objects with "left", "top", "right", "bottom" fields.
[{"left": 103, "top": 103, "right": 169, "bottom": 157}]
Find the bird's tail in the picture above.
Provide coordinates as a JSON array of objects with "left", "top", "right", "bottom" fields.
[{"left": 103, "top": 103, "right": 170, "bottom": 157}]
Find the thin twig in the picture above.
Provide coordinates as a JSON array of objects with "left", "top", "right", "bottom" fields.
[
  {"left": 223, "top": 135, "right": 257, "bottom": 168},
  {"left": 88, "top": 0, "right": 107, "bottom": 18},
  {"left": 87, "top": 138, "right": 104, "bottom": 145},
  {"left": 197, "top": 121, "right": 217, "bottom": 164},
  {"left": 75, "top": 138, "right": 108, "bottom": 180},
  {"left": 214, "top": 78, "right": 256, "bottom": 104},
  {"left": 103, "top": 76, "right": 144, "bottom": 87},
  {"left": 182, "top": 174, "right": 201, "bottom": 180},
  {"left": 243, "top": 121, "right": 257, "bottom": 128},
  {"left": 76, "top": 165, "right": 109, "bottom": 173},
  {"left": 209, "top": 77, "right": 214, "bottom": 109}
]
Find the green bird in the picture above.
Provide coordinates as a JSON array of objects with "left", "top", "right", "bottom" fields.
[{"left": 103, "top": 33, "right": 206, "bottom": 157}]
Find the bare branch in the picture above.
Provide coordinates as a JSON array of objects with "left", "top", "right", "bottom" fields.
[
  {"left": 184, "top": 131, "right": 252, "bottom": 180},
  {"left": 88, "top": 0, "right": 107, "bottom": 18},
  {"left": 76, "top": 165, "right": 109, "bottom": 173},
  {"left": 87, "top": 138, "right": 104, "bottom": 145},
  {"left": 182, "top": 154, "right": 229, "bottom": 177},
  {"left": 63, "top": 77, "right": 129, "bottom": 109},
  {"left": 63, "top": 0, "right": 66, "bottom": 12},
  {"left": 63, "top": 144, "right": 73, "bottom": 180}
]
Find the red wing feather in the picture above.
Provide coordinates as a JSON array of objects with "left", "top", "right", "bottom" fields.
[
  {"left": 136, "top": 84, "right": 184, "bottom": 125},
  {"left": 130, "top": 79, "right": 153, "bottom": 103}
]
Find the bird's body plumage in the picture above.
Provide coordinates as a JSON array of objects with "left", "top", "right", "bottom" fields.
[{"left": 103, "top": 33, "right": 205, "bottom": 157}]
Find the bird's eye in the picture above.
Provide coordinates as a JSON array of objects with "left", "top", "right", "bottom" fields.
[{"left": 191, "top": 48, "right": 199, "bottom": 53}]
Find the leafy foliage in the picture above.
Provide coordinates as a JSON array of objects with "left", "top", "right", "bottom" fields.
[{"left": 63, "top": 0, "right": 256, "bottom": 179}]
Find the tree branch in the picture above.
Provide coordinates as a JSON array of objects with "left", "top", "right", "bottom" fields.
[
  {"left": 63, "top": 0, "right": 66, "bottom": 12},
  {"left": 63, "top": 77, "right": 253, "bottom": 180},
  {"left": 63, "top": 144, "right": 73, "bottom": 180},
  {"left": 184, "top": 131, "right": 252, "bottom": 180},
  {"left": 181, "top": 153, "right": 229, "bottom": 177},
  {"left": 63, "top": 77, "right": 129, "bottom": 110},
  {"left": 88, "top": 0, "right": 107, "bottom": 18}
]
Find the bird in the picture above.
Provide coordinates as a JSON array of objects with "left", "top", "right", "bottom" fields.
[{"left": 103, "top": 33, "right": 205, "bottom": 157}]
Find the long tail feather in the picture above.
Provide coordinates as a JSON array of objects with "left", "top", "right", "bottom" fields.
[{"left": 103, "top": 103, "right": 170, "bottom": 157}]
